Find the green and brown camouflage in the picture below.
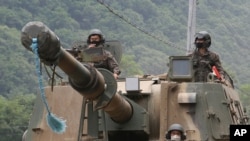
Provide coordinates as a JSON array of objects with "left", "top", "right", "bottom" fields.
[{"left": 21, "top": 21, "right": 248, "bottom": 141}]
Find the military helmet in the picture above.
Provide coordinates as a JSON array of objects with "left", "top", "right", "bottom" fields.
[
  {"left": 194, "top": 31, "right": 211, "bottom": 48},
  {"left": 165, "top": 123, "right": 186, "bottom": 140},
  {"left": 87, "top": 29, "right": 105, "bottom": 44}
]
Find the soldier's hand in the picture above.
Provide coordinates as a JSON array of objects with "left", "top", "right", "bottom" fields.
[
  {"left": 221, "top": 78, "right": 226, "bottom": 83},
  {"left": 221, "top": 77, "right": 233, "bottom": 88},
  {"left": 88, "top": 44, "right": 96, "bottom": 48},
  {"left": 220, "top": 77, "right": 230, "bottom": 86},
  {"left": 113, "top": 73, "right": 118, "bottom": 79}
]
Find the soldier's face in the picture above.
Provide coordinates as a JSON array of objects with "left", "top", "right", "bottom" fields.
[
  {"left": 89, "top": 35, "right": 101, "bottom": 48},
  {"left": 195, "top": 39, "right": 205, "bottom": 48},
  {"left": 195, "top": 38, "right": 204, "bottom": 43},
  {"left": 90, "top": 35, "right": 101, "bottom": 42},
  {"left": 170, "top": 130, "right": 181, "bottom": 141},
  {"left": 170, "top": 130, "right": 181, "bottom": 136}
]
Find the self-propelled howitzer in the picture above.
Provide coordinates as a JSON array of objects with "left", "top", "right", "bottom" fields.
[{"left": 21, "top": 21, "right": 249, "bottom": 141}]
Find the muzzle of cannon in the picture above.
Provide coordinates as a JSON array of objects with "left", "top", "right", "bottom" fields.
[{"left": 20, "top": 21, "right": 132, "bottom": 123}]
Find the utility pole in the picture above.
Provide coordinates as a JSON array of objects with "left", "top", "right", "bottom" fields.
[{"left": 186, "top": 0, "right": 197, "bottom": 55}]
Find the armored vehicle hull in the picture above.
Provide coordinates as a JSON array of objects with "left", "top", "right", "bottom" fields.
[{"left": 21, "top": 21, "right": 248, "bottom": 141}]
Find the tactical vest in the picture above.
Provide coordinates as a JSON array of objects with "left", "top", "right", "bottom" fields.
[
  {"left": 92, "top": 51, "right": 109, "bottom": 70},
  {"left": 192, "top": 53, "right": 215, "bottom": 82}
]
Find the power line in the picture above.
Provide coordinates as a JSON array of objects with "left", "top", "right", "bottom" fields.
[
  {"left": 96, "top": 0, "right": 186, "bottom": 52},
  {"left": 96, "top": 1, "right": 250, "bottom": 95}
]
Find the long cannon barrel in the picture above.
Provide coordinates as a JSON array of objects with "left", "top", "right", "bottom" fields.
[{"left": 20, "top": 21, "right": 132, "bottom": 123}]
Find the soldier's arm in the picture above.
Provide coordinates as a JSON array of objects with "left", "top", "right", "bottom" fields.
[
  {"left": 105, "top": 51, "right": 121, "bottom": 78},
  {"left": 215, "top": 56, "right": 223, "bottom": 71},
  {"left": 212, "top": 53, "right": 225, "bottom": 79},
  {"left": 108, "top": 56, "right": 121, "bottom": 75}
]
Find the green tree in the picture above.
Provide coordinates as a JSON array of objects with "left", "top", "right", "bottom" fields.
[
  {"left": 0, "top": 26, "right": 37, "bottom": 97},
  {"left": 120, "top": 54, "right": 143, "bottom": 77},
  {"left": 0, "top": 94, "right": 35, "bottom": 141},
  {"left": 239, "top": 84, "right": 250, "bottom": 117}
]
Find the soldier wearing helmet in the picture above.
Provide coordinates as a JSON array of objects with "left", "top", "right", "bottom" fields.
[
  {"left": 87, "top": 29, "right": 105, "bottom": 48},
  {"left": 165, "top": 123, "right": 186, "bottom": 141},
  {"left": 188, "top": 31, "right": 225, "bottom": 82},
  {"left": 86, "top": 29, "right": 121, "bottom": 79}
]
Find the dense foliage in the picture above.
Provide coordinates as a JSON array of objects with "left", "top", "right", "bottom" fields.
[
  {"left": 1, "top": 0, "right": 250, "bottom": 140},
  {"left": 0, "top": 95, "right": 35, "bottom": 141}
]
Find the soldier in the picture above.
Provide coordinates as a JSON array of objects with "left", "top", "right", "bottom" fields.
[
  {"left": 189, "top": 31, "right": 226, "bottom": 82},
  {"left": 165, "top": 123, "right": 186, "bottom": 141},
  {"left": 86, "top": 29, "right": 121, "bottom": 79}
]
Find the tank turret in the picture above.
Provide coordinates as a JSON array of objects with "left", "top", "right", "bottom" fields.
[{"left": 21, "top": 21, "right": 248, "bottom": 141}]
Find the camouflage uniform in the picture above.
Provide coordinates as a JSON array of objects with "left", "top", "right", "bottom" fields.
[
  {"left": 189, "top": 49, "right": 224, "bottom": 82},
  {"left": 86, "top": 29, "right": 121, "bottom": 76},
  {"left": 86, "top": 44, "right": 121, "bottom": 76}
]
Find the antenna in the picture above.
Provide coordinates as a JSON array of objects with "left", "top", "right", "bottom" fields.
[{"left": 186, "top": 0, "right": 197, "bottom": 55}]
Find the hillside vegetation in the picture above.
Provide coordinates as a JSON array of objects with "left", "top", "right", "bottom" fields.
[
  {"left": 1, "top": 0, "right": 250, "bottom": 140},
  {"left": 1, "top": 0, "right": 250, "bottom": 94}
]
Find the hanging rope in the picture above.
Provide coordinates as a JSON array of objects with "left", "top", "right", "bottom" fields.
[
  {"left": 96, "top": 0, "right": 186, "bottom": 52},
  {"left": 30, "top": 38, "right": 66, "bottom": 134}
]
